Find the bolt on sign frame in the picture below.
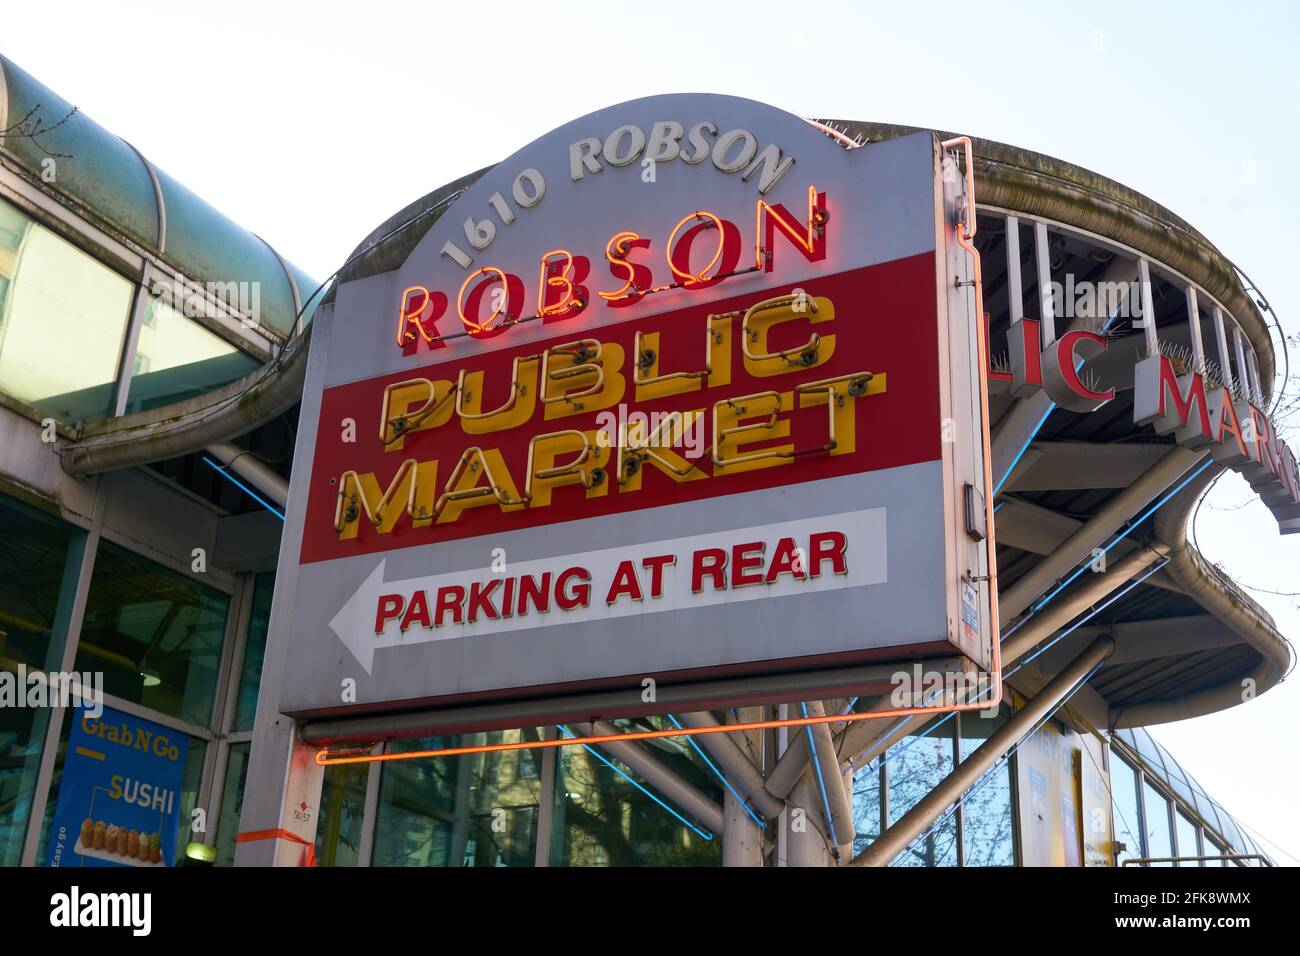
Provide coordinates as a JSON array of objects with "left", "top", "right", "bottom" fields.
[{"left": 267, "top": 96, "right": 999, "bottom": 768}]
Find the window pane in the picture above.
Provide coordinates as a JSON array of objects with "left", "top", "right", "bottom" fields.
[
  {"left": 1142, "top": 780, "right": 1174, "bottom": 866},
  {"left": 372, "top": 729, "right": 543, "bottom": 867},
  {"left": 0, "top": 495, "right": 79, "bottom": 671},
  {"left": 214, "top": 742, "right": 250, "bottom": 866},
  {"left": 0, "top": 706, "right": 47, "bottom": 865},
  {"left": 74, "top": 542, "right": 229, "bottom": 726},
  {"left": 1110, "top": 754, "right": 1142, "bottom": 866},
  {"left": 176, "top": 738, "right": 205, "bottom": 853},
  {"left": 553, "top": 719, "right": 721, "bottom": 867},
  {"left": 1205, "top": 836, "right": 1227, "bottom": 867},
  {"left": 123, "top": 298, "right": 259, "bottom": 414},
  {"left": 0, "top": 197, "right": 132, "bottom": 420},
  {"left": 1175, "top": 810, "right": 1201, "bottom": 866},
  {"left": 888, "top": 716, "right": 957, "bottom": 867},
  {"left": 233, "top": 574, "right": 273, "bottom": 732},
  {"left": 315, "top": 762, "right": 366, "bottom": 867},
  {"left": 959, "top": 710, "right": 1016, "bottom": 866},
  {"left": 0, "top": 496, "right": 81, "bottom": 864}
]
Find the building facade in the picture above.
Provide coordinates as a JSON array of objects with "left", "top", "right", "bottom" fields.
[{"left": 0, "top": 55, "right": 1287, "bottom": 868}]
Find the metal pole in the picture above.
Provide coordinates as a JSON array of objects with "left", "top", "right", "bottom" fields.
[
  {"left": 676, "top": 711, "right": 785, "bottom": 819},
  {"left": 1002, "top": 545, "right": 1167, "bottom": 664},
  {"left": 805, "top": 701, "right": 855, "bottom": 860},
  {"left": 999, "top": 447, "right": 1204, "bottom": 620},
  {"left": 207, "top": 441, "right": 289, "bottom": 507},
  {"left": 849, "top": 636, "right": 1114, "bottom": 867},
  {"left": 722, "top": 790, "right": 764, "bottom": 866}
]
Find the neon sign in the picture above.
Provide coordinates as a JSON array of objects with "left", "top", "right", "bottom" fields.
[{"left": 396, "top": 189, "right": 828, "bottom": 354}]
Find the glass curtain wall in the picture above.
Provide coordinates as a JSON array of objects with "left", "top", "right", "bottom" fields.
[
  {"left": 0, "top": 498, "right": 85, "bottom": 865},
  {"left": 0, "top": 195, "right": 263, "bottom": 425},
  {"left": 1109, "top": 749, "right": 1246, "bottom": 867},
  {"left": 851, "top": 708, "right": 1017, "bottom": 867}
]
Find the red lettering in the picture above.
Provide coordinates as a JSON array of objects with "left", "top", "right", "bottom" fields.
[
  {"left": 434, "top": 585, "right": 466, "bottom": 626},
  {"left": 809, "top": 531, "right": 848, "bottom": 578},
  {"left": 692, "top": 548, "right": 728, "bottom": 593},
  {"left": 518, "top": 573, "right": 551, "bottom": 616},
  {"left": 641, "top": 554, "right": 676, "bottom": 598},
  {"left": 765, "top": 537, "right": 807, "bottom": 584},
  {"left": 375, "top": 593, "right": 404, "bottom": 633},
  {"left": 731, "top": 541, "right": 766, "bottom": 587},
  {"left": 756, "top": 188, "right": 827, "bottom": 272},
  {"left": 556, "top": 567, "right": 591, "bottom": 610},
  {"left": 1152, "top": 356, "right": 1211, "bottom": 439},
  {"left": 667, "top": 216, "right": 743, "bottom": 290},
  {"left": 599, "top": 232, "right": 653, "bottom": 307},
  {"left": 1215, "top": 393, "right": 1248, "bottom": 460},
  {"left": 500, "top": 577, "right": 516, "bottom": 618},
  {"left": 459, "top": 269, "right": 524, "bottom": 340},
  {"left": 396, "top": 286, "right": 448, "bottom": 356},
  {"left": 605, "top": 560, "right": 643, "bottom": 604},
  {"left": 1055, "top": 330, "right": 1114, "bottom": 403},
  {"left": 399, "top": 590, "right": 432, "bottom": 631},
  {"left": 467, "top": 579, "right": 501, "bottom": 622},
  {"left": 538, "top": 251, "right": 590, "bottom": 323}
]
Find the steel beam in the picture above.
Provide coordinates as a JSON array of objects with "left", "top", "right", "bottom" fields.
[
  {"left": 849, "top": 636, "right": 1115, "bottom": 867},
  {"left": 805, "top": 701, "right": 855, "bottom": 860},
  {"left": 207, "top": 441, "right": 289, "bottom": 507},
  {"left": 999, "top": 447, "right": 1204, "bottom": 620},
  {"left": 677, "top": 711, "right": 785, "bottom": 820}
]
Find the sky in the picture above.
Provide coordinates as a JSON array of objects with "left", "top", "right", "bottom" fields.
[{"left": 2, "top": 0, "right": 1297, "bottom": 862}]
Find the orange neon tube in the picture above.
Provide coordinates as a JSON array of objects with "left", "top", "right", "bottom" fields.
[{"left": 315, "top": 692, "right": 1001, "bottom": 766}]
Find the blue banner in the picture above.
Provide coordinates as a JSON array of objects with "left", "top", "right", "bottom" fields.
[{"left": 47, "top": 706, "right": 188, "bottom": 868}]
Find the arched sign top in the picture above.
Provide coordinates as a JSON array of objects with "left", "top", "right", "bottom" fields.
[{"left": 318, "top": 94, "right": 938, "bottom": 388}]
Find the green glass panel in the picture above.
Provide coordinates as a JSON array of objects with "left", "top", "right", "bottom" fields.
[
  {"left": 0, "top": 197, "right": 132, "bottom": 421},
  {"left": 552, "top": 718, "right": 721, "bottom": 867},
  {"left": 233, "top": 574, "right": 274, "bottom": 732},
  {"left": 123, "top": 298, "right": 258, "bottom": 414},
  {"left": 373, "top": 729, "right": 543, "bottom": 867},
  {"left": 74, "top": 542, "right": 229, "bottom": 727}
]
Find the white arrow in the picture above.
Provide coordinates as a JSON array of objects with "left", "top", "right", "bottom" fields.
[
  {"left": 329, "top": 560, "right": 388, "bottom": 674},
  {"left": 325, "top": 508, "right": 888, "bottom": 676}
]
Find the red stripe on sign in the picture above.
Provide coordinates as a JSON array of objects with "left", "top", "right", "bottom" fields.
[{"left": 300, "top": 253, "right": 940, "bottom": 564}]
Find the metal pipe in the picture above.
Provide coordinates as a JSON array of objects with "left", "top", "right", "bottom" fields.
[
  {"left": 571, "top": 720, "right": 725, "bottom": 835},
  {"left": 763, "top": 733, "right": 810, "bottom": 800},
  {"left": 774, "top": 547, "right": 1162, "bottom": 792},
  {"left": 1121, "top": 853, "right": 1271, "bottom": 867},
  {"left": 61, "top": 325, "right": 312, "bottom": 476},
  {"left": 999, "top": 447, "right": 1204, "bottom": 619},
  {"left": 206, "top": 441, "right": 288, "bottom": 507},
  {"left": 849, "top": 636, "right": 1115, "bottom": 867},
  {"left": 804, "top": 701, "right": 855, "bottom": 860},
  {"left": 1111, "top": 467, "right": 1294, "bottom": 726},
  {"left": 723, "top": 789, "right": 765, "bottom": 866},
  {"left": 676, "top": 711, "right": 785, "bottom": 819},
  {"left": 784, "top": 775, "right": 834, "bottom": 867},
  {"left": 1002, "top": 545, "right": 1167, "bottom": 664}
]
